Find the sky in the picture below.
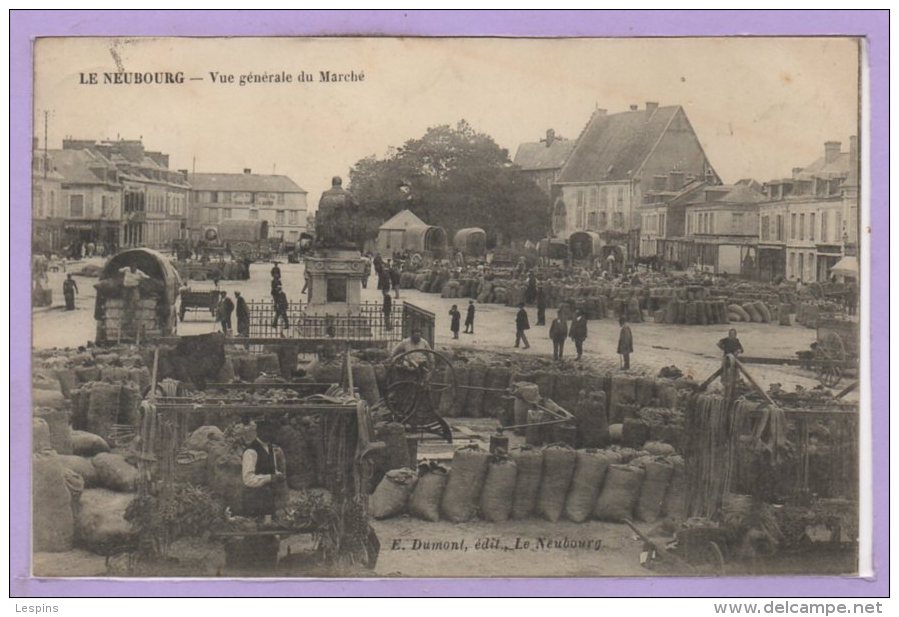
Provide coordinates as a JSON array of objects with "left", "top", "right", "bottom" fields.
[{"left": 34, "top": 36, "right": 860, "bottom": 210}]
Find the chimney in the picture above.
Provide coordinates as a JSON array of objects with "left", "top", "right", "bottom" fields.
[
  {"left": 544, "top": 129, "right": 556, "bottom": 148},
  {"left": 653, "top": 174, "right": 667, "bottom": 191},
  {"left": 667, "top": 170, "right": 685, "bottom": 191},
  {"left": 629, "top": 104, "right": 639, "bottom": 111},
  {"left": 824, "top": 141, "right": 842, "bottom": 164},
  {"left": 646, "top": 101, "right": 659, "bottom": 117},
  {"left": 847, "top": 135, "right": 859, "bottom": 186},
  {"left": 243, "top": 168, "right": 252, "bottom": 174},
  {"left": 594, "top": 108, "right": 607, "bottom": 117}
]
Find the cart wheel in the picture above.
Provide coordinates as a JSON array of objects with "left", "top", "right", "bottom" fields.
[
  {"left": 816, "top": 332, "right": 846, "bottom": 388},
  {"left": 386, "top": 349, "right": 455, "bottom": 440}
]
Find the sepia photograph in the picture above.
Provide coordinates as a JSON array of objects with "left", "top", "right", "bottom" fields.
[{"left": 26, "top": 32, "right": 867, "bottom": 582}]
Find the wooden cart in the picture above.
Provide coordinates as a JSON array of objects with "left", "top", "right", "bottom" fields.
[
  {"left": 178, "top": 288, "right": 220, "bottom": 321},
  {"left": 813, "top": 318, "right": 859, "bottom": 388}
]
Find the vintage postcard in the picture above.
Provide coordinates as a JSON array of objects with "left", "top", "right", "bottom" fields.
[{"left": 17, "top": 15, "right": 883, "bottom": 595}]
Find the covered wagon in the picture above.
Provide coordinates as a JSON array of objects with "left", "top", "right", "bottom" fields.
[
  {"left": 94, "top": 248, "right": 181, "bottom": 344},
  {"left": 210, "top": 219, "right": 276, "bottom": 262},
  {"left": 453, "top": 227, "right": 487, "bottom": 261},
  {"left": 568, "top": 231, "right": 602, "bottom": 263}
]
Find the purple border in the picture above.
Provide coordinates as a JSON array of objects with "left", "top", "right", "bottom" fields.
[{"left": 10, "top": 10, "right": 888, "bottom": 598}]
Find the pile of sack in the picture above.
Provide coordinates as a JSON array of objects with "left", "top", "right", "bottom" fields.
[{"left": 369, "top": 443, "right": 685, "bottom": 524}]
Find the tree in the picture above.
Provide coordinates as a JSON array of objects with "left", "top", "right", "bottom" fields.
[{"left": 348, "top": 120, "right": 549, "bottom": 246}]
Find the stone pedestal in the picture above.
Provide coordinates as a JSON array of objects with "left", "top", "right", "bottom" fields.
[{"left": 301, "top": 249, "right": 370, "bottom": 338}]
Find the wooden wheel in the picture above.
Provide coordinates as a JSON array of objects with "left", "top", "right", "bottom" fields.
[{"left": 386, "top": 349, "right": 455, "bottom": 442}]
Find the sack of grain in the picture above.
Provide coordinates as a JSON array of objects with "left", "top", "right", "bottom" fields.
[
  {"left": 371, "top": 468, "right": 417, "bottom": 519},
  {"left": 33, "top": 417, "right": 53, "bottom": 453},
  {"left": 275, "top": 423, "right": 315, "bottom": 490},
  {"left": 54, "top": 368, "right": 78, "bottom": 399},
  {"left": 209, "top": 446, "right": 245, "bottom": 513},
  {"left": 662, "top": 455, "right": 686, "bottom": 520},
  {"left": 656, "top": 384, "right": 678, "bottom": 409},
  {"left": 32, "top": 388, "right": 67, "bottom": 410},
  {"left": 74, "top": 366, "right": 101, "bottom": 384},
  {"left": 480, "top": 455, "right": 518, "bottom": 522},
  {"left": 186, "top": 425, "right": 226, "bottom": 452},
  {"left": 779, "top": 304, "right": 792, "bottom": 326},
  {"left": 728, "top": 304, "right": 751, "bottom": 322},
  {"left": 58, "top": 454, "right": 99, "bottom": 488},
  {"left": 564, "top": 449, "right": 612, "bottom": 523},
  {"left": 75, "top": 489, "right": 135, "bottom": 554},
  {"left": 33, "top": 451, "right": 75, "bottom": 552},
  {"left": 92, "top": 452, "right": 138, "bottom": 492},
  {"left": 532, "top": 371, "right": 557, "bottom": 401},
  {"left": 440, "top": 445, "right": 490, "bottom": 522},
  {"left": 465, "top": 364, "right": 487, "bottom": 417},
  {"left": 578, "top": 391, "right": 609, "bottom": 448},
  {"left": 536, "top": 444, "right": 577, "bottom": 522},
  {"left": 755, "top": 301, "right": 772, "bottom": 323},
  {"left": 622, "top": 418, "right": 650, "bottom": 449},
  {"left": 173, "top": 450, "right": 209, "bottom": 486},
  {"left": 635, "top": 458, "right": 675, "bottom": 523},
  {"left": 34, "top": 409, "right": 73, "bottom": 455},
  {"left": 635, "top": 377, "right": 656, "bottom": 407},
  {"left": 84, "top": 382, "right": 121, "bottom": 442},
  {"left": 609, "top": 375, "right": 636, "bottom": 424},
  {"left": 593, "top": 464, "right": 645, "bottom": 522},
  {"left": 482, "top": 367, "right": 512, "bottom": 418},
  {"left": 510, "top": 446, "right": 543, "bottom": 519},
  {"left": 743, "top": 302, "right": 763, "bottom": 323},
  {"left": 643, "top": 441, "right": 676, "bottom": 456},
  {"left": 408, "top": 465, "right": 448, "bottom": 522},
  {"left": 71, "top": 430, "right": 110, "bottom": 457},
  {"left": 351, "top": 362, "right": 381, "bottom": 405},
  {"left": 216, "top": 357, "right": 236, "bottom": 382},
  {"left": 608, "top": 423, "right": 623, "bottom": 443}
]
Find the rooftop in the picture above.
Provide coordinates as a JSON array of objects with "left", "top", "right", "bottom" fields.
[{"left": 188, "top": 172, "right": 306, "bottom": 194}]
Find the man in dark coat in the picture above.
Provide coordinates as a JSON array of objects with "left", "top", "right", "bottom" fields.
[
  {"left": 536, "top": 284, "right": 546, "bottom": 325},
  {"left": 382, "top": 291, "right": 393, "bottom": 331},
  {"left": 241, "top": 420, "right": 286, "bottom": 520},
  {"left": 62, "top": 274, "right": 78, "bottom": 311},
  {"left": 449, "top": 304, "right": 461, "bottom": 339},
  {"left": 549, "top": 310, "right": 568, "bottom": 360},
  {"left": 235, "top": 291, "right": 250, "bottom": 337},
  {"left": 464, "top": 300, "right": 475, "bottom": 334},
  {"left": 514, "top": 303, "right": 530, "bottom": 349},
  {"left": 271, "top": 287, "right": 290, "bottom": 334},
  {"left": 569, "top": 309, "right": 588, "bottom": 360},
  {"left": 525, "top": 271, "right": 537, "bottom": 304},
  {"left": 389, "top": 263, "right": 401, "bottom": 299},
  {"left": 220, "top": 292, "right": 235, "bottom": 334},
  {"left": 617, "top": 317, "right": 634, "bottom": 370}
]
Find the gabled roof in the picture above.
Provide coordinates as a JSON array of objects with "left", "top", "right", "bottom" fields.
[
  {"left": 379, "top": 209, "right": 426, "bottom": 231},
  {"left": 685, "top": 183, "right": 766, "bottom": 207},
  {"left": 798, "top": 152, "right": 850, "bottom": 179},
  {"left": 188, "top": 173, "right": 306, "bottom": 193},
  {"left": 557, "top": 105, "right": 683, "bottom": 183},
  {"left": 47, "top": 149, "right": 119, "bottom": 186},
  {"left": 513, "top": 139, "right": 576, "bottom": 171}
]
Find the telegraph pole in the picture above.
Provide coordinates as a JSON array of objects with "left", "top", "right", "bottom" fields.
[{"left": 43, "top": 110, "right": 49, "bottom": 179}]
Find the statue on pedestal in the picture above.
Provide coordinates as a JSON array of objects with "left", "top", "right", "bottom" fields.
[{"left": 314, "top": 176, "right": 363, "bottom": 252}]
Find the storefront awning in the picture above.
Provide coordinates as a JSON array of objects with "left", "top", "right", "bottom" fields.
[{"left": 830, "top": 256, "right": 858, "bottom": 277}]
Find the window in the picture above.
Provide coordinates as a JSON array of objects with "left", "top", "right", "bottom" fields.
[
  {"left": 599, "top": 211, "right": 608, "bottom": 228},
  {"left": 616, "top": 187, "right": 624, "bottom": 210},
  {"left": 249, "top": 209, "right": 259, "bottom": 220},
  {"left": 659, "top": 213, "right": 666, "bottom": 235},
  {"left": 277, "top": 193, "right": 285, "bottom": 205},
  {"left": 809, "top": 213, "right": 815, "bottom": 241},
  {"left": 276, "top": 210, "right": 285, "bottom": 225},
  {"left": 821, "top": 211, "right": 828, "bottom": 242},
  {"left": 220, "top": 192, "right": 232, "bottom": 204},
  {"left": 789, "top": 252, "right": 796, "bottom": 278},
  {"left": 835, "top": 211, "right": 843, "bottom": 241},
  {"left": 69, "top": 194, "right": 84, "bottom": 218},
  {"left": 776, "top": 215, "right": 784, "bottom": 241},
  {"left": 223, "top": 208, "right": 232, "bottom": 220},
  {"left": 732, "top": 212, "right": 744, "bottom": 233},
  {"left": 101, "top": 195, "right": 109, "bottom": 217},
  {"left": 33, "top": 187, "right": 43, "bottom": 218},
  {"left": 289, "top": 210, "right": 299, "bottom": 225},
  {"left": 798, "top": 253, "right": 804, "bottom": 281},
  {"left": 600, "top": 187, "right": 608, "bottom": 209},
  {"left": 588, "top": 212, "right": 598, "bottom": 228},
  {"left": 799, "top": 214, "right": 805, "bottom": 241},
  {"left": 686, "top": 213, "right": 692, "bottom": 235},
  {"left": 761, "top": 215, "right": 770, "bottom": 241},
  {"left": 289, "top": 230, "right": 299, "bottom": 241},
  {"left": 207, "top": 207, "right": 218, "bottom": 223},
  {"left": 613, "top": 212, "right": 624, "bottom": 229},
  {"left": 589, "top": 187, "right": 598, "bottom": 210},
  {"left": 48, "top": 190, "right": 55, "bottom": 217}
]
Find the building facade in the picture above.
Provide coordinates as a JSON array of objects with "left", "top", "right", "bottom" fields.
[
  {"left": 551, "top": 102, "right": 719, "bottom": 263},
  {"left": 513, "top": 129, "right": 575, "bottom": 199},
  {"left": 54, "top": 139, "right": 189, "bottom": 250},
  {"left": 758, "top": 137, "right": 858, "bottom": 283},
  {"left": 188, "top": 170, "right": 308, "bottom": 243},
  {"left": 31, "top": 141, "right": 65, "bottom": 252}
]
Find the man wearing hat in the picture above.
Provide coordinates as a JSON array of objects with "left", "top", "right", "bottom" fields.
[
  {"left": 241, "top": 419, "right": 287, "bottom": 520},
  {"left": 514, "top": 303, "right": 531, "bottom": 350}
]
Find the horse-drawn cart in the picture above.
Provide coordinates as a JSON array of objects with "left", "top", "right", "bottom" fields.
[
  {"left": 812, "top": 318, "right": 859, "bottom": 388},
  {"left": 179, "top": 288, "right": 220, "bottom": 321}
]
